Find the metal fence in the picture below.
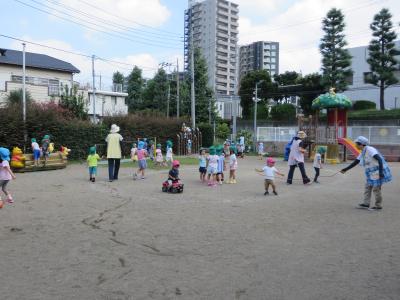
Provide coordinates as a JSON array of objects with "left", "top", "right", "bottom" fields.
[{"left": 257, "top": 126, "right": 400, "bottom": 145}]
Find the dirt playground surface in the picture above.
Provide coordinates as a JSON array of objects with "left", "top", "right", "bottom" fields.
[{"left": 0, "top": 157, "right": 399, "bottom": 300}]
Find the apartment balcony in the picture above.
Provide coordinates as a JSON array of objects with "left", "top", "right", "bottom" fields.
[
  {"left": 217, "top": 39, "right": 228, "bottom": 47},
  {"left": 217, "top": 31, "right": 229, "bottom": 39},
  {"left": 217, "top": 24, "right": 229, "bottom": 31},
  {"left": 230, "top": 27, "right": 238, "bottom": 34},
  {"left": 217, "top": 54, "right": 228, "bottom": 61},
  {"left": 216, "top": 69, "right": 228, "bottom": 76},
  {"left": 217, "top": 0, "right": 229, "bottom": 10},
  {"left": 217, "top": 13, "right": 228, "bottom": 21},
  {"left": 230, "top": 5, "right": 239, "bottom": 14},
  {"left": 216, "top": 77, "right": 228, "bottom": 84}
]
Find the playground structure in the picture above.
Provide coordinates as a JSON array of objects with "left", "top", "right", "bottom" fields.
[
  {"left": 176, "top": 126, "right": 202, "bottom": 156},
  {"left": 11, "top": 146, "right": 70, "bottom": 172},
  {"left": 299, "top": 88, "right": 360, "bottom": 164}
]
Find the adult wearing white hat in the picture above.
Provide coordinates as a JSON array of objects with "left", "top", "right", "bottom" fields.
[
  {"left": 287, "top": 131, "right": 311, "bottom": 185},
  {"left": 105, "top": 124, "right": 123, "bottom": 182},
  {"left": 340, "top": 136, "right": 392, "bottom": 211}
]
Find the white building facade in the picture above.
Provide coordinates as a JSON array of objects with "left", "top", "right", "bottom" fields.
[
  {"left": 343, "top": 41, "right": 400, "bottom": 109},
  {"left": 185, "top": 0, "right": 239, "bottom": 96},
  {"left": 86, "top": 90, "right": 129, "bottom": 122}
]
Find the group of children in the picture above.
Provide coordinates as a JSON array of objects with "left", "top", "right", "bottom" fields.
[
  {"left": 31, "top": 135, "right": 51, "bottom": 167},
  {"left": 198, "top": 144, "right": 238, "bottom": 187}
]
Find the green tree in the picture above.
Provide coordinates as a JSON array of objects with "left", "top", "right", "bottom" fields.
[
  {"left": 188, "top": 47, "right": 216, "bottom": 124},
  {"left": 126, "top": 66, "right": 144, "bottom": 112},
  {"left": 320, "top": 8, "right": 353, "bottom": 91},
  {"left": 366, "top": 8, "right": 400, "bottom": 110},
  {"left": 273, "top": 71, "right": 302, "bottom": 103},
  {"left": 6, "top": 89, "right": 33, "bottom": 106},
  {"left": 59, "top": 84, "right": 88, "bottom": 119},
  {"left": 112, "top": 71, "right": 124, "bottom": 84},
  {"left": 216, "top": 122, "right": 230, "bottom": 140},
  {"left": 298, "top": 73, "right": 324, "bottom": 115},
  {"left": 142, "top": 68, "right": 169, "bottom": 114},
  {"left": 239, "top": 69, "right": 274, "bottom": 119},
  {"left": 270, "top": 103, "right": 296, "bottom": 121}
]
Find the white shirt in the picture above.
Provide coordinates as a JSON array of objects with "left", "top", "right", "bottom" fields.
[
  {"left": 288, "top": 139, "right": 304, "bottom": 165},
  {"left": 31, "top": 142, "right": 40, "bottom": 150},
  {"left": 313, "top": 153, "right": 321, "bottom": 168},
  {"left": 357, "top": 146, "right": 378, "bottom": 168},
  {"left": 208, "top": 155, "right": 219, "bottom": 168},
  {"left": 263, "top": 166, "right": 278, "bottom": 180}
]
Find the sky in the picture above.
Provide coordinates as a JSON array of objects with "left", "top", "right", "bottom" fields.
[{"left": 1, "top": 0, "right": 400, "bottom": 90}]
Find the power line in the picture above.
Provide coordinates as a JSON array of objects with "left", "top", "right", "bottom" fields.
[
  {"left": 77, "top": 0, "right": 180, "bottom": 37},
  {"left": 41, "top": 0, "right": 183, "bottom": 41},
  {"left": 13, "top": 0, "right": 182, "bottom": 49},
  {"left": 0, "top": 34, "right": 159, "bottom": 72}
]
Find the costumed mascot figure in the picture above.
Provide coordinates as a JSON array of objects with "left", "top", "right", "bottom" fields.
[
  {"left": 10, "top": 147, "right": 25, "bottom": 169},
  {"left": 48, "top": 142, "right": 55, "bottom": 153},
  {"left": 60, "top": 146, "right": 71, "bottom": 158}
]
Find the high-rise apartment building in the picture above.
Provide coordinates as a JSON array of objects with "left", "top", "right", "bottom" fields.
[
  {"left": 184, "top": 0, "right": 239, "bottom": 96},
  {"left": 239, "top": 41, "right": 279, "bottom": 82}
]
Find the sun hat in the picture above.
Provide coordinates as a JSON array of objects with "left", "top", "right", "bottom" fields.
[
  {"left": 89, "top": 146, "right": 96, "bottom": 155},
  {"left": 355, "top": 136, "right": 369, "bottom": 146},
  {"left": 297, "top": 131, "right": 307, "bottom": 138},
  {"left": 110, "top": 124, "right": 120, "bottom": 133},
  {"left": 31, "top": 138, "right": 37, "bottom": 143},
  {"left": 156, "top": 143, "right": 161, "bottom": 149},
  {"left": 266, "top": 157, "right": 276, "bottom": 164},
  {"left": 0, "top": 147, "right": 10, "bottom": 161},
  {"left": 172, "top": 160, "right": 180, "bottom": 167},
  {"left": 138, "top": 141, "right": 145, "bottom": 150},
  {"left": 42, "top": 134, "right": 50, "bottom": 141}
]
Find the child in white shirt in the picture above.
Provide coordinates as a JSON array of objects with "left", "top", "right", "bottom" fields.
[
  {"left": 256, "top": 157, "right": 284, "bottom": 195},
  {"left": 313, "top": 147, "right": 323, "bottom": 183}
]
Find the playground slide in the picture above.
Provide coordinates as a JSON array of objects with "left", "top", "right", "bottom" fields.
[{"left": 338, "top": 137, "right": 361, "bottom": 157}]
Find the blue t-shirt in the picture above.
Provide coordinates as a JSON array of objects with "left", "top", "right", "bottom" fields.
[
  {"left": 217, "top": 155, "right": 225, "bottom": 173},
  {"left": 199, "top": 156, "right": 206, "bottom": 168},
  {"left": 169, "top": 168, "right": 179, "bottom": 180}
]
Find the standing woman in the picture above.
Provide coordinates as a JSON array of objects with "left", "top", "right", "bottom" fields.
[
  {"left": 106, "top": 124, "right": 123, "bottom": 182},
  {"left": 286, "top": 131, "right": 311, "bottom": 185}
]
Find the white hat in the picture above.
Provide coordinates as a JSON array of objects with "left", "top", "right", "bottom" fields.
[
  {"left": 297, "top": 131, "right": 307, "bottom": 138},
  {"left": 110, "top": 124, "right": 120, "bottom": 133},
  {"left": 355, "top": 136, "right": 369, "bottom": 145}
]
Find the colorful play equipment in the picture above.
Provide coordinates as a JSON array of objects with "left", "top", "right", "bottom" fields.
[
  {"left": 11, "top": 145, "right": 70, "bottom": 172},
  {"left": 300, "top": 88, "right": 360, "bottom": 163}
]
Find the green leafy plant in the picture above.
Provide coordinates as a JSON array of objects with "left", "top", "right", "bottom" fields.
[
  {"left": 269, "top": 103, "right": 296, "bottom": 121},
  {"left": 352, "top": 100, "right": 376, "bottom": 110}
]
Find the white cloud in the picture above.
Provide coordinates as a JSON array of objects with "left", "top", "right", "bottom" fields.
[{"left": 239, "top": 0, "right": 400, "bottom": 74}]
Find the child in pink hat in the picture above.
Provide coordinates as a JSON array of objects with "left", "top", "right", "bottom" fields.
[{"left": 256, "top": 157, "right": 284, "bottom": 195}]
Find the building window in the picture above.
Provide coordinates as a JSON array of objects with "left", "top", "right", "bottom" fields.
[
  {"left": 111, "top": 96, "right": 117, "bottom": 110},
  {"left": 363, "top": 72, "right": 372, "bottom": 84},
  {"left": 271, "top": 57, "right": 276, "bottom": 63},
  {"left": 48, "top": 79, "right": 60, "bottom": 96},
  {"left": 271, "top": 51, "right": 276, "bottom": 57},
  {"left": 220, "top": 104, "right": 223, "bottom": 110},
  {"left": 271, "top": 44, "right": 276, "bottom": 50}
]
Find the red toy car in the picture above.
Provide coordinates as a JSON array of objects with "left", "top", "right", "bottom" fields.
[{"left": 162, "top": 180, "right": 184, "bottom": 193}]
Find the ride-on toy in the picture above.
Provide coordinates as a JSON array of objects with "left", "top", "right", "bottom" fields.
[{"left": 162, "top": 180, "right": 184, "bottom": 193}]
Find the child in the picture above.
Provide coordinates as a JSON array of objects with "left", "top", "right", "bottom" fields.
[
  {"left": 167, "top": 160, "right": 180, "bottom": 187},
  {"left": 228, "top": 146, "right": 238, "bottom": 184},
  {"left": 313, "top": 147, "right": 323, "bottom": 183},
  {"left": 198, "top": 148, "right": 207, "bottom": 182},
  {"left": 187, "top": 139, "right": 192, "bottom": 155},
  {"left": 41, "top": 134, "right": 50, "bottom": 166},
  {"left": 216, "top": 146, "right": 225, "bottom": 185},
  {"left": 256, "top": 157, "right": 284, "bottom": 195},
  {"left": 258, "top": 142, "right": 264, "bottom": 160},
  {"left": 31, "top": 138, "right": 41, "bottom": 167},
  {"left": 165, "top": 140, "right": 173, "bottom": 166},
  {"left": 130, "top": 143, "right": 138, "bottom": 166},
  {"left": 0, "top": 147, "right": 16, "bottom": 207},
  {"left": 155, "top": 144, "right": 164, "bottom": 167},
  {"left": 148, "top": 141, "right": 155, "bottom": 161},
  {"left": 340, "top": 136, "right": 392, "bottom": 211},
  {"left": 134, "top": 141, "right": 148, "bottom": 180},
  {"left": 207, "top": 146, "right": 218, "bottom": 186},
  {"left": 87, "top": 146, "right": 100, "bottom": 182}
]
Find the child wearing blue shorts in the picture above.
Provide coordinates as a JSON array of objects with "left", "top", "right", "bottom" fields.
[
  {"left": 87, "top": 146, "right": 100, "bottom": 182},
  {"left": 31, "top": 138, "right": 41, "bottom": 167}
]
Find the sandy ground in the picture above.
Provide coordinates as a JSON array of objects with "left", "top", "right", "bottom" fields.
[{"left": 0, "top": 157, "right": 399, "bottom": 300}]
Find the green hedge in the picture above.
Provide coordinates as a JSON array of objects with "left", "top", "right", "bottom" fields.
[
  {"left": 348, "top": 109, "right": 400, "bottom": 120},
  {"left": 198, "top": 123, "right": 213, "bottom": 147},
  {"left": 352, "top": 100, "right": 376, "bottom": 110},
  {"left": 270, "top": 103, "right": 296, "bottom": 121},
  {"left": 0, "top": 104, "right": 188, "bottom": 160}
]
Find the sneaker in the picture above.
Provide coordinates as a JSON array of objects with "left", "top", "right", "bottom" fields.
[
  {"left": 7, "top": 198, "right": 14, "bottom": 204},
  {"left": 273, "top": 191, "right": 278, "bottom": 195},
  {"left": 219, "top": 181, "right": 223, "bottom": 185},
  {"left": 141, "top": 177, "right": 145, "bottom": 180},
  {"left": 232, "top": 179, "right": 237, "bottom": 184},
  {"left": 264, "top": 191, "right": 269, "bottom": 196},
  {"left": 92, "top": 178, "right": 96, "bottom": 183},
  {"left": 358, "top": 203, "right": 369, "bottom": 209},
  {"left": 314, "top": 180, "right": 320, "bottom": 184},
  {"left": 133, "top": 173, "right": 138, "bottom": 180},
  {"left": 368, "top": 206, "right": 382, "bottom": 211}
]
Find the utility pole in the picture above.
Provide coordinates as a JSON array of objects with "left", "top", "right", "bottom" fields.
[
  {"left": 22, "top": 43, "right": 27, "bottom": 151},
  {"left": 232, "top": 95, "right": 237, "bottom": 141},
  {"left": 253, "top": 80, "right": 264, "bottom": 148},
  {"left": 190, "top": 20, "right": 196, "bottom": 129},
  {"left": 167, "top": 83, "right": 170, "bottom": 118},
  {"left": 92, "top": 55, "right": 96, "bottom": 123},
  {"left": 176, "top": 58, "right": 180, "bottom": 118}
]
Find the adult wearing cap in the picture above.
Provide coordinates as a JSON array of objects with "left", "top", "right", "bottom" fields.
[
  {"left": 287, "top": 131, "right": 311, "bottom": 185},
  {"left": 340, "top": 136, "right": 392, "bottom": 211},
  {"left": 105, "top": 124, "right": 123, "bottom": 182}
]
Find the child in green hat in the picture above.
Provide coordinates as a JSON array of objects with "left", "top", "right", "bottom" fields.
[
  {"left": 31, "top": 138, "right": 40, "bottom": 167},
  {"left": 207, "top": 146, "right": 218, "bottom": 186},
  {"left": 87, "top": 146, "right": 100, "bottom": 182},
  {"left": 155, "top": 143, "right": 164, "bottom": 166}
]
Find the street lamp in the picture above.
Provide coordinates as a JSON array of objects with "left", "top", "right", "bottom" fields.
[{"left": 253, "top": 80, "right": 264, "bottom": 149}]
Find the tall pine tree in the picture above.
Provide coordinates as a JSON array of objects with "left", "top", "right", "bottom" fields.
[
  {"left": 320, "top": 8, "right": 353, "bottom": 91},
  {"left": 366, "top": 8, "right": 400, "bottom": 110},
  {"left": 126, "top": 66, "right": 144, "bottom": 113}
]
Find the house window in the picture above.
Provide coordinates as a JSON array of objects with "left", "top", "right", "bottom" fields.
[
  {"left": 48, "top": 79, "right": 60, "bottom": 96},
  {"left": 111, "top": 96, "right": 117, "bottom": 110},
  {"left": 220, "top": 104, "right": 223, "bottom": 110}
]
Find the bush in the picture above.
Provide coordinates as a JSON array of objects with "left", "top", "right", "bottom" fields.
[
  {"left": 216, "top": 123, "right": 230, "bottom": 140},
  {"left": 198, "top": 122, "right": 213, "bottom": 147},
  {"left": 348, "top": 108, "right": 400, "bottom": 120},
  {"left": 352, "top": 100, "right": 376, "bottom": 110},
  {"left": 269, "top": 103, "right": 296, "bottom": 121}
]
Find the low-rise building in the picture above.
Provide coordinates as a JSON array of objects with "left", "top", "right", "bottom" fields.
[
  {"left": 86, "top": 89, "right": 129, "bottom": 122},
  {"left": 0, "top": 48, "right": 79, "bottom": 103}
]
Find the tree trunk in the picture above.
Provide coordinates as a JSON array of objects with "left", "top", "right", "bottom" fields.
[{"left": 379, "top": 81, "right": 385, "bottom": 110}]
